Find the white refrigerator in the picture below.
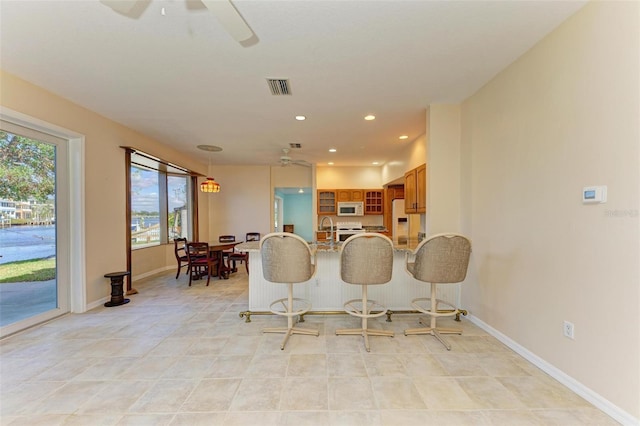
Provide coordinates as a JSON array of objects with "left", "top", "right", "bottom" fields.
[
  {"left": 392, "top": 199, "right": 421, "bottom": 242},
  {"left": 392, "top": 199, "right": 408, "bottom": 242}
]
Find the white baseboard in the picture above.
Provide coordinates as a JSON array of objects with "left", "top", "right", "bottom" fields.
[
  {"left": 86, "top": 267, "right": 172, "bottom": 312},
  {"left": 467, "top": 315, "right": 638, "bottom": 426},
  {"left": 132, "top": 266, "right": 173, "bottom": 282},
  {"left": 86, "top": 296, "right": 110, "bottom": 312}
]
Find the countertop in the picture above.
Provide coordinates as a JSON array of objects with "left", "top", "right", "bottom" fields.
[
  {"left": 318, "top": 226, "right": 388, "bottom": 232},
  {"left": 236, "top": 238, "right": 421, "bottom": 253}
]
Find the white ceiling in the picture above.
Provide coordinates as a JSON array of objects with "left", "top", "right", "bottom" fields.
[{"left": 0, "top": 0, "right": 586, "bottom": 167}]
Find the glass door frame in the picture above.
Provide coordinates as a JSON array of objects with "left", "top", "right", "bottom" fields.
[{"left": 0, "top": 107, "right": 85, "bottom": 337}]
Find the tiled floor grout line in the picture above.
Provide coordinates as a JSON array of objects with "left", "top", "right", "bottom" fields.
[{"left": 0, "top": 270, "right": 620, "bottom": 425}]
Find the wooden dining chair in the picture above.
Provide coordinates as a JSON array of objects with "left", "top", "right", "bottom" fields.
[
  {"left": 218, "top": 234, "right": 238, "bottom": 272},
  {"left": 186, "top": 242, "right": 219, "bottom": 286},
  {"left": 173, "top": 238, "right": 189, "bottom": 279},
  {"left": 228, "top": 232, "right": 260, "bottom": 274},
  {"left": 218, "top": 235, "right": 236, "bottom": 256},
  {"left": 246, "top": 232, "right": 261, "bottom": 242}
]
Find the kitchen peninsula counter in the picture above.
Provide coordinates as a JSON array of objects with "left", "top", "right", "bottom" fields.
[
  {"left": 236, "top": 238, "right": 427, "bottom": 312},
  {"left": 235, "top": 238, "right": 420, "bottom": 254}
]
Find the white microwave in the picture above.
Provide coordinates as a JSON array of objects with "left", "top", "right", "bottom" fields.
[{"left": 337, "top": 201, "right": 364, "bottom": 216}]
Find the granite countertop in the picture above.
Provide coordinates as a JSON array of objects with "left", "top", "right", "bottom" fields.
[
  {"left": 317, "top": 226, "right": 388, "bottom": 232},
  {"left": 236, "top": 238, "right": 420, "bottom": 253}
]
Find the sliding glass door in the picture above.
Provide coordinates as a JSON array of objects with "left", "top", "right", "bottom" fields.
[{"left": 0, "top": 122, "right": 69, "bottom": 336}]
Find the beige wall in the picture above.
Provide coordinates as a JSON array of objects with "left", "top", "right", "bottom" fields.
[
  {"left": 316, "top": 166, "right": 383, "bottom": 189},
  {"left": 206, "top": 165, "right": 272, "bottom": 241},
  {"left": 381, "top": 133, "right": 427, "bottom": 186},
  {"left": 271, "top": 164, "right": 313, "bottom": 188},
  {"left": 427, "top": 105, "right": 461, "bottom": 234},
  {"left": 460, "top": 1, "right": 639, "bottom": 418},
  {"left": 0, "top": 70, "right": 209, "bottom": 305}
]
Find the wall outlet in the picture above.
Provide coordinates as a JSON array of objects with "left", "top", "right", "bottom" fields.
[{"left": 563, "top": 321, "right": 575, "bottom": 339}]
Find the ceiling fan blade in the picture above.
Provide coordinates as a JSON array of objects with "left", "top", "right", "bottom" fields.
[
  {"left": 201, "top": 0, "right": 256, "bottom": 43},
  {"left": 100, "top": 0, "right": 149, "bottom": 18}
]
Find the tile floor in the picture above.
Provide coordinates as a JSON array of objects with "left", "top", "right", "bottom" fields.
[{"left": 0, "top": 269, "right": 618, "bottom": 425}]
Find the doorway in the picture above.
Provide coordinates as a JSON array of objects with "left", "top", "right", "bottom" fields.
[
  {"left": 274, "top": 195, "right": 283, "bottom": 232},
  {"left": 0, "top": 120, "right": 72, "bottom": 337},
  {"left": 273, "top": 187, "right": 312, "bottom": 241}
]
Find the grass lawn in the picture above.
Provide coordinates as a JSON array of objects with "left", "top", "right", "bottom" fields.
[{"left": 0, "top": 257, "right": 56, "bottom": 283}]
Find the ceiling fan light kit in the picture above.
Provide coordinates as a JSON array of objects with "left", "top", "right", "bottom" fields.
[
  {"left": 100, "top": 0, "right": 256, "bottom": 45},
  {"left": 279, "top": 148, "right": 311, "bottom": 168}
]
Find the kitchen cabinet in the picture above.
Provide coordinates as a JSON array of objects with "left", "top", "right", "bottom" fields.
[
  {"left": 337, "top": 189, "right": 364, "bottom": 202},
  {"left": 317, "top": 190, "right": 337, "bottom": 215},
  {"left": 316, "top": 231, "right": 330, "bottom": 242},
  {"left": 319, "top": 188, "right": 381, "bottom": 214},
  {"left": 364, "top": 190, "right": 384, "bottom": 215},
  {"left": 404, "top": 164, "right": 426, "bottom": 214},
  {"left": 388, "top": 186, "right": 404, "bottom": 200}
]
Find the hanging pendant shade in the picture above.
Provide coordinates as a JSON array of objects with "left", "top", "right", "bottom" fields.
[
  {"left": 200, "top": 177, "right": 221, "bottom": 193},
  {"left": 196, "top": 144, "right": 223, "bottom": 193}
]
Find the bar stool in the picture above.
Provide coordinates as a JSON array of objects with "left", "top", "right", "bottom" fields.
[
  {"left": 404, "top": 233, "right": 472, "bottom": 350},
  {"left": 260, "top": 232, "right": 319, "bottom": 350},
  {"left": 336, "top": 233, "right": 394, "bottom": 352}
]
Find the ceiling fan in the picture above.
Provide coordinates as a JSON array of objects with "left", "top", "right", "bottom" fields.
[
  {"left": 100, "top": 0, "right": 257, "bottom": 46},
  {"left": 279, "top": 148, "right": 312, "bottom": 167}
]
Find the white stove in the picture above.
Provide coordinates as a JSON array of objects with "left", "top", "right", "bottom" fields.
[{"left": 336, "top": 221, "right": 365, "bottom": 242}]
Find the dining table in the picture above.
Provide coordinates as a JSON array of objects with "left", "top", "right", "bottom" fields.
[{"left": 208, "top": 241, "right": 243, "bottom": 279}]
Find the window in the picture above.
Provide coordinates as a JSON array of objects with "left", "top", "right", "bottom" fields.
[
  {"left": 130, "top": 165, "right": 161, "bottom": 248},
  {"left": 127, "top": 150, "right": 197, "bottom": 250},
  {"left": 167, "top": 175, "right": 191, "bottom": 240}
]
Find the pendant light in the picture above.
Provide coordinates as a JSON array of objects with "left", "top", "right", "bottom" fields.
[
  {"left": 200, "top": 177, "right": 220, "bottom": 193},
  {"left": 197, "top": 144, "right": 223, "bottom": 193}
]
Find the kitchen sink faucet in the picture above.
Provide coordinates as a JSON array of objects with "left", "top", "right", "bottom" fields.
[{"left": 320, "top": 216, "right": 334, "bottom": 246}]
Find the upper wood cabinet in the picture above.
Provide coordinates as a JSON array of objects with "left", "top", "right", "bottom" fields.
[
  {"left": 404, "top": 164, "right": 426, "bottom": 214},
  {"left": 388, "top": 186, "right": 404, "bottom": 200},
  {"left": 365, "top": 190, "right": 384, "bottom": 215},
  {"left": 317, "top": 190, "right": 337, "bottom": 215},
  {"left": 337, "top": 189, "right": 364, "bottom": 202},
  {"left": 318, "top": 188, "right": 381, "bottom": 215}
]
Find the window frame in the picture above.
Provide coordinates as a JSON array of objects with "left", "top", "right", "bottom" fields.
[{"left": 123, "top": 147, "right": 201, "bottom": 290}]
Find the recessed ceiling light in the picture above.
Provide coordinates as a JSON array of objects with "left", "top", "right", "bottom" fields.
[
  {"left": 364, "top": 115, "right": 376, "bottom": 121},
  {"left": 328, "top": 162, "right": 334, "bottom": 165},
  {"left": 329, "top": 148, "right": 337, "bottom": 153},
  {"left": 399, "top": 135, "right": 409, "bottom": 140},
  {"left": 295, "top": 115, "right": 306, "bottom": 121},
  {"left": 372, "top": 162, "right": 379, "bottom": 165}
]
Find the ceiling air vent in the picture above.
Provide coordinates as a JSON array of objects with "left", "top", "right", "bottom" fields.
[
  {"left": 289, "top": 143, "right": 302, "bottom": 149},
  {"left": 267, "top": 78, "right": 291, "bottom": 95}
]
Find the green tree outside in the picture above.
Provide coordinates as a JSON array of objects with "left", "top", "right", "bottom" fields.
[{"left": 0, "top": 131, "right": 55, "bottom": 202}]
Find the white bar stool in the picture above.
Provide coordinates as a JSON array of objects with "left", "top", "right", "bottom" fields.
[
  {"left": 260, "top": 232, "right": 319, "bottom": 350},
  {"left": 336, "top": 233, "right": 394, "bottom": 352},
  {"left": 404, "top": 233, "right": 472, "bottom": 350}
]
